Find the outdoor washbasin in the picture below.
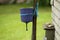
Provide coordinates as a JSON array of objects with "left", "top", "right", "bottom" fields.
[{"left": 20, "top": 8, "right": 34, "bottom": 23}]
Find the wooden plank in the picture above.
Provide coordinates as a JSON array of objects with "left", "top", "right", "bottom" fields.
[
  {"left": 55, "top": 31, "right": 57, "bottom": 40},
  {"left": 52, "top": 6, "right": 60, "bottom": 19},
  {"left": 54, "top": 0, "right": 60, "bottom": 11},
  {"left": 56, "top": 0, "right": 60, "bottom": 3},
  {"left": 55, "top": 36, "right": 57, "bottom": 40},
  {"left": 55, "top": 31, "right": 60, "bottom": 40},
  {"left": 52, "top": 20, "right": 60, "bottom": 35},
  {"left": 52, "top": 0, "right": 60, "bottom": 40},
  {"left": 55, "top": 30, "right": 60, "bottom": 37},
  {"left": 52, "top": 7, "right": 60, "bottom": 26},
  {"left": 55, "top": 31, "right": 58, "bottom": 40},
  {"left": 52, "top": 14, "right": 60, "bottom": 26}
]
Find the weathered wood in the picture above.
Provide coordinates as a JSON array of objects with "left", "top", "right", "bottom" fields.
[
  {"left": 53, "top": 21, "right": 60, "bottom": 36},
  {"left": 52, "top": 6, "right": 60, "bottom": 19},
  {"left": 46, "top": 30, "right": 55, "bottom": 40},
  {"left": 52, "top": 19, "right": 60, "bottom": 40},
  {"left": 56, "top": 0, "right": 60, "bottom": 3},
  {"left": 54, "top": 0, "right": 60, "bottom": 11},
  {"left": 43, "top": 23, "right": 55, "bottom": 40},
  {"left": 55, "top": 31, "right": 60, "bottom": 40},
  {"left": 52, "top": 13, "right": 60, "bottom": 26},
  {"left": 52, "top": 0, "right": 60, "bottom": 40}
]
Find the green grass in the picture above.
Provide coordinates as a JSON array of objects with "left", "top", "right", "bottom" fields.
[{"left": 0, "top": 4, "right": 51, "bottom": 40}]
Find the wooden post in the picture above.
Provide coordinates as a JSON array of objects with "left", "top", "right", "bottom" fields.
[
  {"left": 32, "top": 0, "right": 37, "bottom": 40},
  {"left": 43, "top": 23, "right": 55, "bottom": 40}
]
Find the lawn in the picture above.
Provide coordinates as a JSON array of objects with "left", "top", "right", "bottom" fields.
[{"left": 0, "top": 4, "right": 51, "bottom": 40}]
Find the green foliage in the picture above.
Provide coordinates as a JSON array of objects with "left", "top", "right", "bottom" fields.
[{"left": 39, "top": 0, "right": 50, "bottom": 6}]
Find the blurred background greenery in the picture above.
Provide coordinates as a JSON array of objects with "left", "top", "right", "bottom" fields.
[
  {"left": 0, "top": 0, "right": 51, "bottom": 6},
  {"left": 0, "top": 0, "right": 51, "bottom": 40}
]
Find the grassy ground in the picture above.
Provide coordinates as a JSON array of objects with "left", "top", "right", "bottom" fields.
[{"left": 0, "top": 4, "right": 51, "bottom": 40}]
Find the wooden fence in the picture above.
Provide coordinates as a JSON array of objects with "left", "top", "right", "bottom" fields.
[{"left": 51, "top": 0, "right": 60, "bottom": 40}]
